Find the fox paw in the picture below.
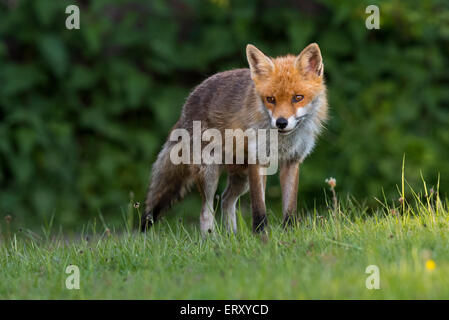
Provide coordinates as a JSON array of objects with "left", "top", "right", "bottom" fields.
[
  {"left": 140, "top": 214, "right": 154, "bottom": 232},
  {"left": 253, "top": 215, "right": 268, "bottom": 233},
  {"left": 282, "top": 215, "right": 298, "bottom": 229}
]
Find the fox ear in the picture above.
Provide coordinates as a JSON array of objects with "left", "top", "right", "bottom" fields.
[
  {"left": 296, "top": 43, "right": 323, "bottom": 78},
  {"left": 246, "top": 44, "right": 274, "bottom": 79}
]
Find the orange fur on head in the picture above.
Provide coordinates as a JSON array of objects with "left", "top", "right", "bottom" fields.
[{"left": 246, "top": 43, "right": 325, "bottom": 120}]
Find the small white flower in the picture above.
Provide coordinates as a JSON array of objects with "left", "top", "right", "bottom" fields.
[{"left": 325, "top": 177, "right": 336, "bottom": 188}]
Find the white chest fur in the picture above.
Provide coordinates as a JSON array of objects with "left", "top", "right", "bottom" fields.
[
  {"left": 278, "top": 120, "right": 318, "bottom": 162},
  {"left": 277, "top": 94, "right": 325, "bottom": 163}
]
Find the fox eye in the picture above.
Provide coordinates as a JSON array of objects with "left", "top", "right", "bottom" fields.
[
  {"left": 292, "top": 95, "right": 304, "bottom": 103},
  {"left": 266, "top": 96, "right": 276, "bottom": 104}
]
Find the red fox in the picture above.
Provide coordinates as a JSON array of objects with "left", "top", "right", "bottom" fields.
[{"left": 142, "top": 43, "right": 328, "bottom": 234}]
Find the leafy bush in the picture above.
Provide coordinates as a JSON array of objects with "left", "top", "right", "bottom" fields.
[{"left": 1, "top": 0, "right": 448, "bottom": 227}]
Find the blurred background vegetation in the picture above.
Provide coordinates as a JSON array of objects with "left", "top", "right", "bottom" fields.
[{"left": 0, "top": 0, "right": 448, "bottom": 229}]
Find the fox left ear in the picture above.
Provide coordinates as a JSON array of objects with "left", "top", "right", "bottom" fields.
[{"left": 296, "top": 43, "right": 323, "bottom": 78}]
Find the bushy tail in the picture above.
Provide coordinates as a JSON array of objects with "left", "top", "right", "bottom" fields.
[{"left": 141, "top": 141, "right": 192, "bottom": 231}]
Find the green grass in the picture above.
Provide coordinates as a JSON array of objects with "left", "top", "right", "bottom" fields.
[{"left": 1, "top": 184, "right": 448, "bottom": 299}]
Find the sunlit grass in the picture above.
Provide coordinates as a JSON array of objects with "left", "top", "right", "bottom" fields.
[{"left": 0, "top": 175, "right": 448, "bottom": 299}]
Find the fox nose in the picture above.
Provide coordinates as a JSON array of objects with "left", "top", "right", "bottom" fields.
[{"left": 276, "top": 117, "right": 288, "bottom": 129}]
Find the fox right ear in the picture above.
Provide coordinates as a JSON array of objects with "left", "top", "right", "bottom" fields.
[{"left": 246, "top": 44, "right": 274, "bottom": 80}]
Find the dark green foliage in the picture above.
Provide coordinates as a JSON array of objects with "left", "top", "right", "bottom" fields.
[{"left": 0, "top": 0, "right": 448, "bottom": 227}]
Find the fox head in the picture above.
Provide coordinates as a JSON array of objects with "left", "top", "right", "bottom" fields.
[{"left": 246, "top": 43, "right": 326, "bottom": 135}]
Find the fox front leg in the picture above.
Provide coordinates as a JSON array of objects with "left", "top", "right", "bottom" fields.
[
  {"left": 248, "top": 164, "right": 267, "bottom": 233},
  {"left": 280, "top": 161, "right": 300, "bottom": 227}
]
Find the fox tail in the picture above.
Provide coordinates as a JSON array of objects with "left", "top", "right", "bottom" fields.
[{"left": 141, "top": 140, "right": 193, "bottom": 231}]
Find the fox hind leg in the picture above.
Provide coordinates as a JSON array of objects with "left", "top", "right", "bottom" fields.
[
  {"left": 195, "top": 165, "right": 220, "bottom": 235},
  {"left": 221, "top": 172, "right": 249, "bottom": 233}
]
